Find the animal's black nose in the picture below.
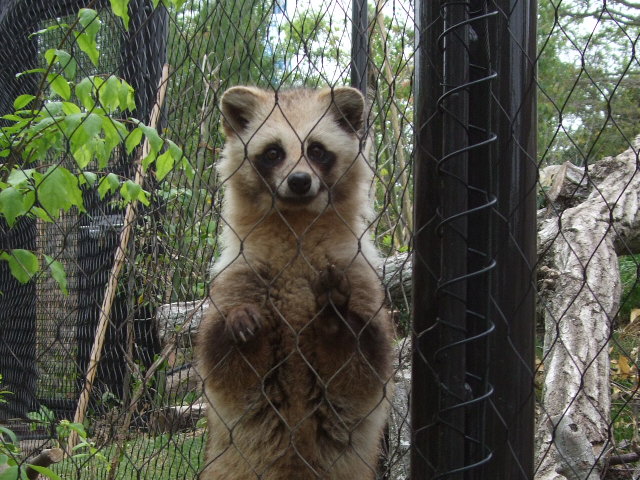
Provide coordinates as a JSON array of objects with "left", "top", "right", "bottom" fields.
[{"left": 287, "top": 172, "right": 312, "bottom": 195}]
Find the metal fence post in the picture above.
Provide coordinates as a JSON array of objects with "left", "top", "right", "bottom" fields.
[
  {"left": 412, "top": 0, "right": 536, "bottom": 477},
  {"left": 0, "top": 4, "right": 41, "bottom": 421},
  {"left": 411, "top": 0, "right": 446, "bottom": 476},
  {"left": 483, "top": 1, "right": 537, "bottom": 477}
]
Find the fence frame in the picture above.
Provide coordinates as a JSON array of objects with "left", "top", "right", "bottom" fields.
[
  {"left": 411, "top": 0, "right": 537, "bottom": 478},
  {"left": 0, "top": 0, "right": 541, "bottom": 476}
]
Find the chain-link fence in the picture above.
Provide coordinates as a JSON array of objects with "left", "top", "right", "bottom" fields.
[{"left": 0, "top": 0, "right": 638, "bottom": 478}]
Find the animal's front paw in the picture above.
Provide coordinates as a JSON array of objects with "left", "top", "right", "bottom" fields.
[
  {"left": 226, "top": 304, "right": 263, "bottom": 343},
  {"left": 314, "top": 264, "right": 351, "bottom": 310}
]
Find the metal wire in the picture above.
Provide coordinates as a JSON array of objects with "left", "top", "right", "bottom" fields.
[{"left": 0, "top": 0, "right": 637, "bottom": 479}]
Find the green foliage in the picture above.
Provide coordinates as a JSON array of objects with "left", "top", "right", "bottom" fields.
[
  {"left": 0, "top": 378, "right": 60, "bottom": 480},
  {"left": 62, "top": 421, "right": 110, "bottom": 469},
  {"left": 0, "top": 416, "right": 109, "bottom": 480},
  {"left": 52, "top": 431, "right": 203, "bottom": 479},
  {"left": 109, "top": 0, "right": 187, "bottom": 31},
  {"left": 109, "top": 0, "right": 131, "bottom": 30},
  {"left": 75, "top": 8, "right": 101, "bottom": 66},
  {"left": 0, "top": 250, "right": 39, "bottom": 284},
  {"left": 27, "top": 405, "right": 56, "bottom": 431},
  {"left": 537, "top": 2, "right": 640, "bottom": 166},
  {"left": 0, "top": 4, "right": 185, "bottom": 294}
]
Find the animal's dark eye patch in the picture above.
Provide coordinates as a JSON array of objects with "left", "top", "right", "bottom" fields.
[
  {"left": 258, "top": 143, "right": 285, "bottom": 167},
  {"left": 307, "top": 142, "right": 335, "bottom": 169}
]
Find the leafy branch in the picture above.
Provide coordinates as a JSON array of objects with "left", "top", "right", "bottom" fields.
[{"left": 0, "top": 2, "right": 187, "bottom": 293}]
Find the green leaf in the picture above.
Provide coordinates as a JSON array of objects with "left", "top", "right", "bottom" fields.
[
  {"left": 169, "top": 0, "right": 187, "bottom": 9},
  {"left": 138, "top": 189, "right": 150, "bottom": 206},
  {"left": 64, "top": 113, "right": 87, "bottom": 145},
  {"left": 0, "top": 464, "right": 19, "bottom": 480},
  {"left": 44, "top": 48, "right": 63, "bottom": 65},
  {"left": 0, "top": 187, "right": 32, "bottom": 226},
  {"left": 118, "top": 80, "right": 136, "bottom": 111},
  {"left": 41, "top": 101, "right": 64, "bottom": 116},
  {"left": 13, "top": 94, "right": 35, "bottom": 110},
  {"left": 7, "top": 169, "right": 35, "bottom": 187},
  {"left": 82, "top": 113, "right": 103, "bottom": 139},
  {"left": 62, "top": 102, "right": 82, "bottom": 115},
  {"left": 99, "top": 75, "right": 120, "bottom": 111},
  {"left": 166, "top": 140, "right": 183, "bottom": 160},
  {"left": 75, "top": 33, "right": 99, "bottom": 67},
  {"left": 28, "top": 24, "right": 67, "bottom": 38},
  {"left": 155, "top": 150, "right": 174, "bottom": 181},
  {"left": 72, "top": 144, "right": 93, "bottom": 169},
  {"left": 110, "top": 118, "right": 128, "bottom": 138},
  {"left": 98, "top": 173, "right": 120, "bottom": 199},
  {"left": 140, "top": 124, "right": 163, "bottom": 152},
  {"left": 120, "top": 179, "right": 141, "bottom": 204},
  {"left": 78, "top": 8, "right": 101, "bottom": 38},
  {"left": 90, "top": 136, "right": 109, "bottom": 169},
  {"left": 0, "top": 426, "right": 18, "bottom": 444},
  {"left": 44, "top": 48, "right": 77, "bottom": 79},
  {"left": 48, "top": 74, "right": 71, "bottom": 100},
  {"left": 81, "top": 171, "right": 97, "bottom": 186},
  {"left": 75, "top": 77, "right": 95, "bottom": 110},
  {"left": 109, "top": 0, "right": 130, "bottom": 29},
  {"left": 141, "top": 148, "right": 157, "bottom": 170},
  {"left": 125, "top": 127, "right": 143, "bottom": 154},
  {"left": 15, "top": 68, "right": 46, "bottom": 78},
  {"left": 44, "top": 255, "right": 68, "bottom": 296},
  {"left": 105, "top": 173, "right": 121, "bottom": 194},
  {"left": 75, "top": 10, "right": 102, "bottom": 68},
  {"left": 36, "top": 166, "right": 84, "bottom": 218},
  {"left": 0, "top": 249, "right": 40, "bottom": 284},
  {"left": 2, "top": 114, "right": 27, "bottom": 122},
  {"left": 31, "top": 207, "right": 51, "bottom": 222},
  {"left": 101, "top": 119, "right": 123, "bottom": 157},
  {"left": 25, "top": 465, "right": 62, "bottom": 480},
  {"left": 120, "top": 180, "right": 150, "bottom": 206},
  {"left": 31, "top": 116, "right": 56, "bottom": 133}
]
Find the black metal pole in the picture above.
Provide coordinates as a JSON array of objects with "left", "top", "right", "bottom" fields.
[
  {"left": 482, "top": 0, "right": 537, "bottom": 478},
  {"left": 351, "top": 0, "right": 368, "bottom": 95},
  {"left": 412, "top": 0, "right": 536, "bottom": 477},
  {"left": 411, "top": 0, "right": 444, "bottom": 476},
  {"left": 464, "top": 1, "right": 497, "bottom": 477},
  {"left": 0, "top": 5, "right": 41, "bottom": 420},
  {"left": 436, "top": 0, "right": 470, "bottom": 477},
  {"left": 412, "top": 2, "right": 472, "bottom": 478}
]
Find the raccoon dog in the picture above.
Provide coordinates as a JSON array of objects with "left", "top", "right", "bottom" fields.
[{"left": 196, "top": 86, "right": 394, "bottom": 479}]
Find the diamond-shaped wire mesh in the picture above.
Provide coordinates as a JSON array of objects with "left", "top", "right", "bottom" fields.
[
  {"left": 0, "top": 0, "right": 638, "bottom": 479},
  {"left": 0, "top": 0, "right": 412, "bottom": 478},
  {"left": 535, "top": 1, "right": 640, "bottom": 479}
]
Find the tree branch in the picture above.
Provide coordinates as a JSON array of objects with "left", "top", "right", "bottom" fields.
[{"left": 25, "top": 448, "right": 64, "bottom": 480}]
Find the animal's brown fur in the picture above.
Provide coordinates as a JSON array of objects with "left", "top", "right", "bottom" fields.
[{"left": 196, "top": 86, "right": 394, "bottom": 479}]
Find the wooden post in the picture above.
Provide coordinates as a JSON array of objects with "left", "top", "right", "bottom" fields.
[{"left": 68, "top": 63, "right": 169, "bottom": 451}]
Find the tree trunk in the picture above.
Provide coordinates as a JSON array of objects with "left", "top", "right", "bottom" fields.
[{"left": 535, "top": 138, "right": 640, "bottom": 479}]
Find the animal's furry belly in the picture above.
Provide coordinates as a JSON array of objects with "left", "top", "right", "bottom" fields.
[{"left": 203, "top": 325, "right": 386, "bottom": 479}]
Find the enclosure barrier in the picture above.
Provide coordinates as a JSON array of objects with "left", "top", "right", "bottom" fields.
[
  {"left": 412, "top": 0, "right": 536, "bottom": 478},
  {"left": 0, "top": 0, "right": 639, "bottom": 479}
]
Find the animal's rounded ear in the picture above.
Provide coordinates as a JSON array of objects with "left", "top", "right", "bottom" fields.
[
  {"left": 322, "top": 87, "right": 365, "bottom": 134},
  {"left": 220, "top": 86, "right": 265, "bottom": 136}
]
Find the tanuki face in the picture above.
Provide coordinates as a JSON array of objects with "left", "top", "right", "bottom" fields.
[{"left": 217, "top": 86, "right": 371, "bottom": 217}]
